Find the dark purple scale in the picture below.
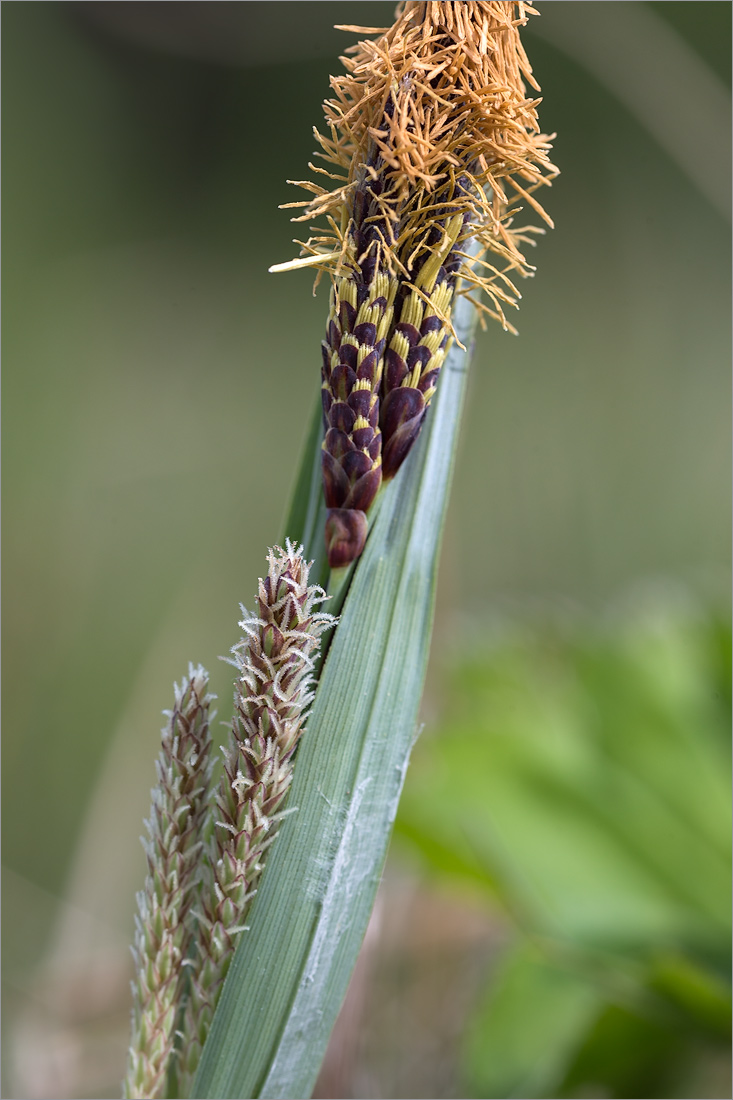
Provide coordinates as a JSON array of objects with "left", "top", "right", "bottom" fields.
[
  {"left": 325, "top": 508, "right": 368, "bottom": 570},
  {"left": 381, "top": 388, "right": 424, "bottom": 444},
  {"left": 338, "top": 344, "right": 358, "bottom": 371},
  {"left": 418, "top": 369, "right": 440, "bottom": 394},
  {"left": 356, "top": 349, "right": 377, "bottom": 383},
  {"left": 344, "top": 466, "right": 382, "bottom": 512},
  {"left": 395, "top": 321, "right": 420, "bottom": 347},
  {"left": 385, "top": 347, "right": 408, "bottom": 391},
  {"left": 420, "top": 313, "right": 443, "bottom": 336},
  {"left": 347, "top": 388, "right": 372, "bottom": 419},
  {"left": 352, "top": 425, "right": 374, "bottom": 450},
  {"left": 339, "top": 300, "right": 356, "bottom": 333},
  {"left": 355, "top": 282, "right": 371, "bottom": 308},
  {"left": 406, "top": 344, "right": 433, "bottom": 372},
  {"left": 327, "top": 319, "right": 341, "bottom": 351},
  {"left": 341, "top": 449, "right": 372, "bottom": 482},
  {"left": 321, "top": 451, "right": 351, "bottom": 509},
  {"left": 354, "top": 321, "right": 377, "bottom": 346},
  {"left": 330, "top": 401, "right": 356, "bottom": 434},
  {"left": 330, "top": 363, "right": 356, "bottom": 401},
  {"left": 325, "top": 427, "right": 356, "bottom": 461},
  {"left": 381, "top": 388, "right": 426, "bottom": 481}
]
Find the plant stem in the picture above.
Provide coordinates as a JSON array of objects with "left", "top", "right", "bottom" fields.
[{"left": 192, "top": 278, "right": 478, "bottom": 1100}]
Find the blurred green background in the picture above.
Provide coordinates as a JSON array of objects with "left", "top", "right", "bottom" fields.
[{"left": 2, "top": 3, "right": 730, "bottom": 1097}]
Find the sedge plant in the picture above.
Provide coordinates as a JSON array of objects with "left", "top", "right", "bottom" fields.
[{"left": 123, "top": 3, "right": 556, "bottom": 1097}]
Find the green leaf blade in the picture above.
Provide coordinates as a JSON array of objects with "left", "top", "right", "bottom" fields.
[
  {"left": 281, "top": 394, "right": 329, "bottom": 586},
  {"left": 193, "top": 289, "right": 478, "bottom": 1099}
]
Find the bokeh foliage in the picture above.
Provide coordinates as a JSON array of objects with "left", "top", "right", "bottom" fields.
[
  {"left": 396, "top": 603, "right": 731, "bottom": 1097},
  {"left": 2, "top": 4, "right": 730, "bottom": 1098}
]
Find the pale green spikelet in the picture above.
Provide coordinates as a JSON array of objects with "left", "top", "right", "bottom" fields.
[
  {"left": 176, "top": 542, "right": 336, "bottom": 1094},
  {"left": 123, "top": 665, "right": 215, "bottom": 1100}
]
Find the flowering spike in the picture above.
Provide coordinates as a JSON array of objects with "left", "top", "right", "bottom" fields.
[
  {"left": 275, "top": 1, "right": 557, "bottom": 567},
  {"left": 123, "top": 665, "right": 215, "bottom": 1100},
  {"left": 176, "top": 542, "right": 336, "bottom": 1094}
]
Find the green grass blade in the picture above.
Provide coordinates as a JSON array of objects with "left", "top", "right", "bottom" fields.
[
  {"left": 281, "top": 394, "right": 329, "bottom": 587},
  {"left": 193, "top": 287, "right": 478, "bottom": 1100}
]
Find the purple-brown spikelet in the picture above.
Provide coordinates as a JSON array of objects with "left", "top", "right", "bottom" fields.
[
  {"left": 320, "top": 151, "right": 396, "bottom": 567},
  {"left": 272, "top": 1, "right": 557, "bottom": 569},
  {"left": 175, "top": 542, "right": 335, "bottom": 1094},
  {"left": 321, "top": 270, "right": 394, "bottom": 567},
  {"left": 380, "top": 208, "right": 464, "bottom": 478}
]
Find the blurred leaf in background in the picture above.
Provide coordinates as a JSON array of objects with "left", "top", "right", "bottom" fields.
[
  {"left": 2, "top": 2, "right": 730, "bottom": 1097},
  {"left": 395, "top": 599, "right": 731, "bottom": 1099}
]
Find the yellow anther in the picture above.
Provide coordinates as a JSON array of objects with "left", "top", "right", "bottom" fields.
[
  {"left": 407, "top": 364, "right": 422, "bottom": 388},
  {"left": 371, "top": 272, "right": 391, "bottom": 302},
  {"left": 355, "top": 302, "right": 377, "bottom": 326},
  {"left": 400, "top": 291, "right": 424, "bottom": 330},
  {"left": 430, "top": 282, "right": 454, "bottom": 316},
  {"left": 377, "top": 306, "right": 394, "bottom": 342},
  {"left": 415, "top": 214, "right": 464, "bottom": 294},
  {"left": 389, "top": 331, "right": 410, "bottom": 359},
  {"left": 429, "top": 348, "right": 446, "bottom": 373},
  {"left": 338, "top": 279, "right": 358, "bottom": 308},
  {"left": 419, "top": 329, "right": 444, "bottom": 354}
]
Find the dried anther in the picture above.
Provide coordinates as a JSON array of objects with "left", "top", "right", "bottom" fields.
[{"left": 274, "top": 1, "right": 557, "bottom": 568}]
